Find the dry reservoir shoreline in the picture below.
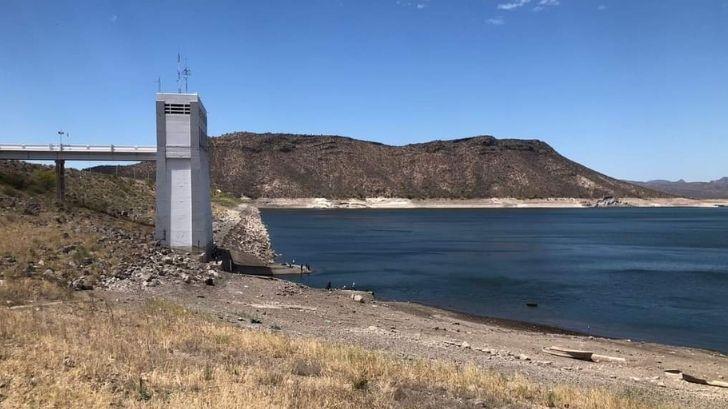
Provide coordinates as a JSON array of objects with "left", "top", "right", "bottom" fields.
[{"left": 252, "top": 197, "right": 728, "bottom": 209}]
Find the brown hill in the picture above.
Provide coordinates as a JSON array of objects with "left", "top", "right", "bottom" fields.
[{"left": 89, "top": 132, "right": 665, "bottom": 199}]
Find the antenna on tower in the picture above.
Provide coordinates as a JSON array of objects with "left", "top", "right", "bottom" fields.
[
  {"left": 176, "top": 54, "right": 182, "bottom": 93},
  {"left": 157, "top": 77, "right": 162, "bottom": 92},
  {"left": 182, "top": 58, "right": 191, "bottom": 93},
  {"left": 176, "top": 53, "right": 191, "bottom": 93}
]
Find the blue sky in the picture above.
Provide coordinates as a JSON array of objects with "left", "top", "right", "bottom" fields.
[{"left": 1, "top": 0, "right": 727, "bottom": 181}]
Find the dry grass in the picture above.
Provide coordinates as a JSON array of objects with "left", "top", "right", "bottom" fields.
[
  {"left": 0, "top": 278, "right": 72, "bottom": 307},
  {"left": 0, "top": 211, "right": 144, "bottom": 306},
  {"left": 0, "top": 298, "right": 670, "bottom": 409},
  {"left": 211, "top": 189, "right": 244, "bottom": 208},
  {"left": 0, "top": 215, "right": 82, "bottom": 304}
]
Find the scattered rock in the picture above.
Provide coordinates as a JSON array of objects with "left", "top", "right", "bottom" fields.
[
  {"left": 62, "top": 356, "right": 76, "bottom": 368},
  {"left": 593, "top": 196, "right": 628, "bottom": 208},
  {"left": 23, "top": 200, "right": 41, "bottom": 215},
  {"left": 342, "top": 290, "right": 374, "bottom": 303},
  {"left": 142, "top": 279, "right": 160, "bottom": 288},
  {"left": 69, "top": 277, "right": 93, "bottom": 291}
]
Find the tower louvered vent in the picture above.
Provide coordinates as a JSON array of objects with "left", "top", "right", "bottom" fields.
[{"left": 165, "top": 103, "right": 191, "bottom": 115}]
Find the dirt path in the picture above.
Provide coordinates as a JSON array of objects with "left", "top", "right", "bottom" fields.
[{"left": 105, "top": 272, "right": 728, "bottom": 409}]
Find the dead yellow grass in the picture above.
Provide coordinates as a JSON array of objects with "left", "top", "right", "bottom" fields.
[
  {"left": 0, "top": 211, "right": 148, "bottom": 306},
  {"left": 0, "top": 214, "right": 102, "bottom": 305},
  {"left": 1, "top": 216, "right": 73, "bottom": 304},
  {"left": 0, "top": 214, "right": 99, "bottom": 274},
  {"left": 0, "top": 298, "right": 670, "bottom": 409}
]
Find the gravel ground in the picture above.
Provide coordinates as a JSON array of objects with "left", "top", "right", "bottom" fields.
[{"left": 103, "top": 271, "right": 728, "bottom": 409}]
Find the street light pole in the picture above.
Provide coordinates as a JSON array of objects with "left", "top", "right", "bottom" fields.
[
  {"left": 57, "top": 130, "right": 65, "bottom": 150},
  {"left": 55, "top": 130, "right": 66, "bottom": 203}
]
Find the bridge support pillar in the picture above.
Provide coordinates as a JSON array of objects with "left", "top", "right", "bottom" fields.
[
  {"left": 154, "top": 93, "right": 213, "bottom": 252},
  {"left": 55, "top": 159, "right": 65, "bottom": 202}
]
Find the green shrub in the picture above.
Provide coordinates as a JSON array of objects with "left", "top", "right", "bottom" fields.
[
  {"left": 28, "top": 170, "right": 56, "bottom": 193},
  {"left": 211, "top": 190, "right": 242, "bottom": 208},
  {"left": 0, "top": 169, "right": 56, "bottom": 194},
  {"left": 0, "top": 172, "right": 29, "bottom": 190}
]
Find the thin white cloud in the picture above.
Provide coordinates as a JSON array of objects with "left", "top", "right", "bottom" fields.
[
  {"left": 597, "top": 4, "right": 607, "bottom": 11},
  {"left": 487, "top": 16, "right": 505, "bottom": 25},
  {"left": 497, "top": 0, "right": 531, "bottom": 10},
  {"left": 396, "top": 0, "right": 429, "bottom": 10},
  {"left": 533, "top": 0, "right": 560, "bottom": 12},
  {"left": 110, "top": 14, "right": 118, "bottom": 23}
]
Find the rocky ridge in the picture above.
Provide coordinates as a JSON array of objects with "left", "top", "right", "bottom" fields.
[
  {"left": 632, "top": 177, "right": 728, "bottom": 199},
  {"left": 88, "top": 132, "right": 666, "bottom": 200}
]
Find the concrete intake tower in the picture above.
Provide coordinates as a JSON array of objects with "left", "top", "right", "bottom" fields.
[{"left": 154, "top": 93, "right": 213, "bottom": 251}]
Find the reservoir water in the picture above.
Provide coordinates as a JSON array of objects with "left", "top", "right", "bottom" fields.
[{"left": 261, "top": 208, "right": 728, "bottom": 352}]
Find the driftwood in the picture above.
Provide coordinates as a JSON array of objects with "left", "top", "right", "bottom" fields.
[
  {"left": 679, "top": 372, "right": 728, "bottom": 388},
  {"left": 8, "top": 301, "right": 65, "bottom": 310},
  {"left": 248, "top": 303, "right": 318, "bottom": 312},
  {"left": 542, "top": 346, "right": 626, "bottom": 363}
]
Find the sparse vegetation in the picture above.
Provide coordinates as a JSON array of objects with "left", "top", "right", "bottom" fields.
[
  {"left": 211, "top": 189, "right": 243, "bottom": 208},
  {"left": 0, "top": 298, "right": 669, "bottom": 409},
  {"left": 0, "top": 167, "right": 56, "bottom": 194},
  {"left": 0, "top": 160, "right": 155, "bottom": 225},
  {"left": 0, "top": 211, "right": 129, "bottom": 306},
  {"left": 0, "top": 161, "right": 157, "bottom": 306}
]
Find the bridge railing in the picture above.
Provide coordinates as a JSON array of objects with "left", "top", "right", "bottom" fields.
[{"left": 0, "top": 144, "right": 157, "bottom": 153}]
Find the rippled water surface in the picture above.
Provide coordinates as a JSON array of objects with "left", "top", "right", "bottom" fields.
[{"left": 261, "top": 208, "right": 728, "bottom": 352}]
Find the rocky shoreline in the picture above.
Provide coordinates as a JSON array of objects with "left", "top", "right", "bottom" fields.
[
  {"left": 213, "top": 203, "right": 275, "bottom": 264},
  {"left": 253, "top": 197, "right": 728, "bottom": 209}
]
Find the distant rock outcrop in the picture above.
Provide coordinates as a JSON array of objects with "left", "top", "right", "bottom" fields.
[
  {"left": 631, "top": 178, "right": 728, "bottom": 199},
  {"left": 88, "top": 132, "right": 666, "bottom": 199}
]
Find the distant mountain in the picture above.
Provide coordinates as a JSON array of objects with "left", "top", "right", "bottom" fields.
[
  {"left": 88, "top": 132, "right": 665, "bottom": 199},
  {"left": 630, "top": 178, "right": 728, "bottom": 199}
]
